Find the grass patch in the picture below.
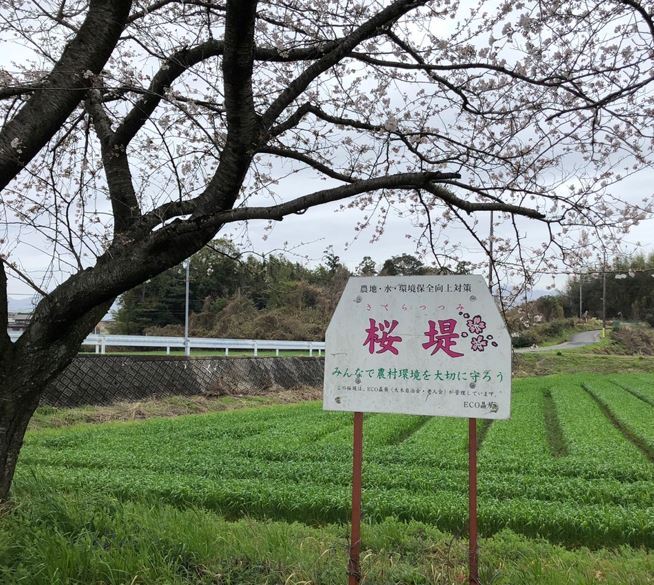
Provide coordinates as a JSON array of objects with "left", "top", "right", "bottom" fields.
[
  {"left": 30, "top": 389, "right": 321, "bottom": 431},
  {"left": 476, "top": 418, "right": 494, "bottom": 449},
  {"left": 4, "top": 374, "right": 653, "bottom": 582},
  {"left": 384, "top": 415, "right": 431, "bottom": 445},
  {"left": 1, "top": 484, "right": 652, "bottom": 585},
  {"left": 513, "top": 351, "right": 654, "bottom": 378}
]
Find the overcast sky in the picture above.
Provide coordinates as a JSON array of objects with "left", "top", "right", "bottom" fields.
[{"left": 222, "top": 164, "right": 654, "bottom": 296}]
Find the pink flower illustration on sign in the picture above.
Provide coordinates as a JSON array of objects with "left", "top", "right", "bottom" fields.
[
  {"left": 467, "top": 314, "right": 486, "bottom": 334},
  {"left": 471, "top": 335, "right": 488, "bottom": 352}
]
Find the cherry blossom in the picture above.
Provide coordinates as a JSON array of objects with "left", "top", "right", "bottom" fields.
[
  {"left": 466, "top": 315, "right": 487, "bottom": 335},
  {"left": 470, "top": 335, "right": 489, "bottom": 352}
]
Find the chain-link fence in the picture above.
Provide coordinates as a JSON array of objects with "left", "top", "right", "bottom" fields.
[{"left": 43, "top": 356, "right": 325, "bottom": 408}]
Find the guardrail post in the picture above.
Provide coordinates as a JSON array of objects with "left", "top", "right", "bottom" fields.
[
  {"left": 225, "top": 347, "right": 229, "bottom": 356},
  {"left": 166, "top": 346, "right": 170, "bottom": 355},
  {"left": 309, "top": 342, "right": 313, "bottom": 357},
  {"left": 275, "top": 348, "right": 279, "bottom": 357},
  {"left": 100, "top": 336, "right": 106, "bottom": 355},
  {"left": 254, "top": 341, "right": 258, "bottom": 357}
]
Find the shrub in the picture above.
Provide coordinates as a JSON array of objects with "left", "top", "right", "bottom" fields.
[
  {"left": 610, "top": 328, "right": 654, "bottom": 355},
  {"left": 512, "top": 332, "right": 541, "bottom": 348},
  {"left": 540, "top": 320, "right": 565, "bottom": 338}
]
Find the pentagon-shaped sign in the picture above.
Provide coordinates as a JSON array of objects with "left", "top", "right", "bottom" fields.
[{"left": 323, "top": 275, "right": 511, "bottom": 419}]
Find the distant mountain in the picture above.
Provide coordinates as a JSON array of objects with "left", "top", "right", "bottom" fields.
[
  {"left": 7, "top": 296, "right": 39, "bottom": 313},
  {"left": 528, "top": 289, "right": 560, "bottom": 300},
  {"left": 8, "top": 295, "right": 117, "bottom": 320}
]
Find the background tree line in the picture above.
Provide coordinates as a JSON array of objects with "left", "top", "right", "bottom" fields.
[
  {"left": 494, "top": 254, "right": 654, "bottom": 348},
  {"left": 111, "top": 242, "right": 468, "bottom": 340},
  {"left": 561, "top": 254, "right": 654, "bottom": 326},
  {"left": 113, "top": 247, "right": 654, "bottom": 342}
]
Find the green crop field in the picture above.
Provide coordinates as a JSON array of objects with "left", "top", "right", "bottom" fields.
[{"left": 15, "top": 373, "right": 654, "bottom": 551}]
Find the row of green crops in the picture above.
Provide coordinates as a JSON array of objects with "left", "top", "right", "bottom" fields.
[
  {"left": 606, "top": 373, "right": 654, "bottom": 410},
  {"left": 583, "top": 379, "right": 654, "bottom": 455},
  {"left": 16, "top": 373, "right": 654, "bottom": 548}
]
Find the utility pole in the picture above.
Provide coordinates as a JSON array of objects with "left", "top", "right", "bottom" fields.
[
  {"left": 184, "top": 258, "right": 191, "bottom": 357},
  {"left": 602, "top": 251, "right": 607, "bottom": 338},
  {"left": 487, "top": 211, "right": 494, "bottom": 293},
  {"left": 471, "top": 208, "right": 494, "bottom": 585},
  {"left": 579, "top": 276, "right": 583, "bottom": 319}
]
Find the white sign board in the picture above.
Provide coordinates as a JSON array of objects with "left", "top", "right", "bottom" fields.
[{"left": 323, "top": 275, "right": 511, "bottom": 419}]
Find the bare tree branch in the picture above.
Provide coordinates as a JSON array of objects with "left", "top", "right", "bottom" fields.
[
  {"left": 259, "top": 146, "right": 358, "bottom": 183},
  {"left": 86, "top": 90, "right": 141, "bottom": 233},
  {"left": 617, "top": 0, "right": 654, "bottom": 39},
  {"left": 205, "top": 171, "right": 544, "bottom": 225},
  {"left": 0, "top": 0, "right": 133, "bottom": 191},
  {"left": 128, "top": 0, "right": 225, "bottom": 22},
  {"left": 421, "top": 184, "right": 545, "bottom": 219},
  {"left": 0, "top": 86, "right": 39, "bottom": 101},
  {"left": 112, "top": 39, "right": 225, "bottom": 146}
]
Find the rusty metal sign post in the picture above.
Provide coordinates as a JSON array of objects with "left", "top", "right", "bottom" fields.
[
  {"left": 348, "top": 411, "right": 364, "bottom": 585},
  {"left": 469, "top": 418, "right": 479, "bottom": 585},
  {"left": 324, "top": 275, "right": 511, "bottom": 584}
]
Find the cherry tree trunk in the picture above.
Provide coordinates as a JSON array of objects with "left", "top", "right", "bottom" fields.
[
  {"left": 0, "top": 295, "right": 113, "bottom": 501},
  {"left": 0, "top": 385, "right": 40, "bottom": 501}
]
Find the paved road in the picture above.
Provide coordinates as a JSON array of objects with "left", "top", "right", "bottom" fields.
[{"left": 514, "top": 330, "right": 602, "bottom": 353}]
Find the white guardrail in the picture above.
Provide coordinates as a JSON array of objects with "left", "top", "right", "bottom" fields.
[{"left": 7, "top": 331, "right": 325, "bottom": 357}]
